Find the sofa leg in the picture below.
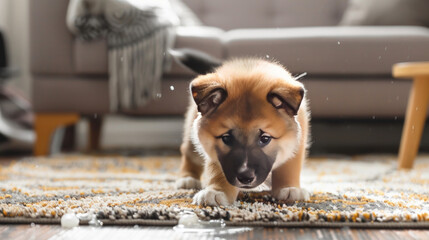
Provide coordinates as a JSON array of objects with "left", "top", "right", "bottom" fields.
[
  {"left": 61, "top": 125, "right": 76, "bottom": 152},
  {"left": 34, "top": 113, "right": 80, "bottom": 156},
  {"left": 88, "top": 115, "right": 103, "bottom": 152}
]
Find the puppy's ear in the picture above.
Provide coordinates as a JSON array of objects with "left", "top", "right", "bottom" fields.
[
  {"left": 190, "top": 75, "right": 227, "bottom": 115},
  {"left": 169, "top": 48, "right": 222, "bottom": 75},
  {"left": 267, "top": 83, "right": 305, "bottom": 116}
]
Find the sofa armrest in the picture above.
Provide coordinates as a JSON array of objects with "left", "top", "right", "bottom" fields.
[
  {"left": 168, "top": 26, "right": 225, "bottom": 76},
  {"left": 30, "top": 0, "right": 75, "bottom": 75}
]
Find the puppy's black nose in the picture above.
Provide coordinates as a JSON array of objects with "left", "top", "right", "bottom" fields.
[{"left": 237, "top": 170, "right": 255, "bottom": 185}]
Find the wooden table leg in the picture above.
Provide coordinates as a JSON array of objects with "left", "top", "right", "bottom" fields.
[
  {"left": 34, "top": 113, "right": 80, "bottom": 156},
  {"left": 398, "top": 77, "right": 429, "bottom": 169}
]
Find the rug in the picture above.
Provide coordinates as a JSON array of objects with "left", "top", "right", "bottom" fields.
[{"left": 1, "top": 154, "right": 429, "bottom": 228}]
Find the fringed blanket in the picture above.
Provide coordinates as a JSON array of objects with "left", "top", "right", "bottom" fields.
[{"left": 66, "top": 0, "right": 199, "bottom": 111}]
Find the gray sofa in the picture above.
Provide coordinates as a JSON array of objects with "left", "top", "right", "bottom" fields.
[{"left": 30, "top": 0, "right": 429, "bottom": 155}]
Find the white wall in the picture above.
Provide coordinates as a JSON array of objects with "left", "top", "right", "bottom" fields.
[
  {"left": 0, "top": 0, "right": 31, "bottom": 99},
  {"left": 0, "top": 0, "right": 10, "bottom": 31}
]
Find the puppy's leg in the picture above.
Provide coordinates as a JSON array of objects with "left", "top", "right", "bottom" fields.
[
  {"left": 176, "top": 140, "right": 204, "bottom": 189},
  {"left": 271, "top": 143, "right": 310, "bottom": 204},
  {"left": 176, "top": 106, "right": 204, "bottom": 189},
  {"left": 193, "top": 162, "right": 239, "bottom": 206}
]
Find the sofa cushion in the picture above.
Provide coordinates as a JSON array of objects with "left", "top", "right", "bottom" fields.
[
  {"left": 182, "top": 0, "right": 348, "bottom": 30},
  {"left": 340, "top": 0, "right": 429, "bottom": 27},
  {"left": 33, "top": 75, "right": 191, "bottom": 115},
  {"left": 33, "top": 75, "right": 412, "bottom": 117},
  {"left": 30, "top": 0, "right": 75, "bottom": 75},
  {"left": 74, "top": 39, "right": 108, "bottom": 75},
  {"left": 225, "top": 26, "right": 429, "bottom": 75},
  {"left": 73, "top": 26, "right": 224, "bottom": 76},
  {"left": 304, "top": 78, "right": 410, "bottom": 118},
  {"left": 168, "top": 26, "right": 224, "bottom": 76}
]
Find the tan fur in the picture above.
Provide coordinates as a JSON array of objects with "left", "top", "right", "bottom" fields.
[{"left": 177, "top": 58, "right": 310, "bottom": 206}]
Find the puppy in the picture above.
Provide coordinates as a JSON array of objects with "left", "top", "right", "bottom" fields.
[{"left": 172, "top": 49, "right": 310, "bottom": 206}]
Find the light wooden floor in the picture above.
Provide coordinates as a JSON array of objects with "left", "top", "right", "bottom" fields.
[{"left": 2, "top": 225, "right": 429, "bottom": 240}]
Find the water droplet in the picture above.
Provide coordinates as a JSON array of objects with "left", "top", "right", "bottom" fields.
[
  {"left": 416, "top": 107, "right": 419, "bottom": 111},
  {"left": 61, "top": 213, "right": 79, "bottom": 228},
  {"left": 170, "top": 85, "right": 175, "bottom": 91},
  {"left": 94, "top": 114, "right": 98, "bottom": 119},
  {"left": 266, "top": 55, "right": 270, "bottom": 59},
  {"left": 178, "top": 213, "right": 200, "bottom": 227},
  {"left": 384, "top": 46, "right": 388, "bottom": 51},
  {"left": 337, "top": 41, "right": 341, "bottom": 45},
  {"left": 372, "top": 116, "right": 376, "bottom": 120},
  {"left": 390, "top": 81, "right": 394, "bottom": 84},
  {"left": 378, "top": 56, "right": 382, "bottom": 60},
  {"left": 396, "top": 96, "right": 400, "bottom": 101},
  {"left": 394, "top": 116, "right": 398, "bottom": 120},
  {"left": 326, "top": 97, "right": 329, "bottom": 101},
  {"left": 88, "top": 217, "right": 103, "bottom": 227},
  {"left": 412, "top": 125, "right": 415, "bottom": 131},
  {"left": 156, "top": 93, "right": 162, "bottom": 98},
  {"left": 30, "top": 222, "right": 36, "bottom": 228},
  {"left": 120, "top": 57, "right": 124, "bottom": 62}
]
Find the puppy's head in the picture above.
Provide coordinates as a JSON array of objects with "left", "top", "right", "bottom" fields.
[{"left": 172, "top": 49, "right": 305, "bottom": 189}]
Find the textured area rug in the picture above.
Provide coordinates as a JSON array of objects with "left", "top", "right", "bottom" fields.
[{"left": 1, "top": 154, "right": 429, "bottom": 228}]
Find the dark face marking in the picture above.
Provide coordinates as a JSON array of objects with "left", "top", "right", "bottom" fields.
[{"left": 215, "top": 130, "right": 276, "bottom": 188}]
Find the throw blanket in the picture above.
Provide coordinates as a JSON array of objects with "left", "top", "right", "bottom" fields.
[{"left": 66, "top": 0, "right": 199, "bottom": 111}]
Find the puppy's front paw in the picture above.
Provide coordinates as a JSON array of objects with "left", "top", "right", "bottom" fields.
[
  {"left": 192, "top": 189, "right": 229, "bottom": 206},
  {"left": 176, "top": 176, "right": 202, "bottom": 190},
  {"left": 273, "top": 187, "right": 310, "bottom": 204}
]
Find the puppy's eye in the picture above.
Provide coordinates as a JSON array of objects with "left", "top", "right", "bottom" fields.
[
  {"left": 221, "top": 133, "right": 234, "bottom": 146},
  {"left": 259, "top": 133, "right": 272, "bottom": 146}
]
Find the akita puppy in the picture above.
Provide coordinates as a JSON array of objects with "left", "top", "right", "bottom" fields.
[{"left": 172, "top": 49, "right": 310, "bottom": 206}]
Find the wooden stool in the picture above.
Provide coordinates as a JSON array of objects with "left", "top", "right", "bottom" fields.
[{"left": 393, "top": 62, "right": 429, "bottom": 169}]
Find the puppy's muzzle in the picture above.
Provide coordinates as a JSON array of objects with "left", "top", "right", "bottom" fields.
[
  {"left": 236, "top": 168, "right": 256, "bottom": 185},
  {"left": 216, "top": 145, "right": 275, "bottom": 189}
]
